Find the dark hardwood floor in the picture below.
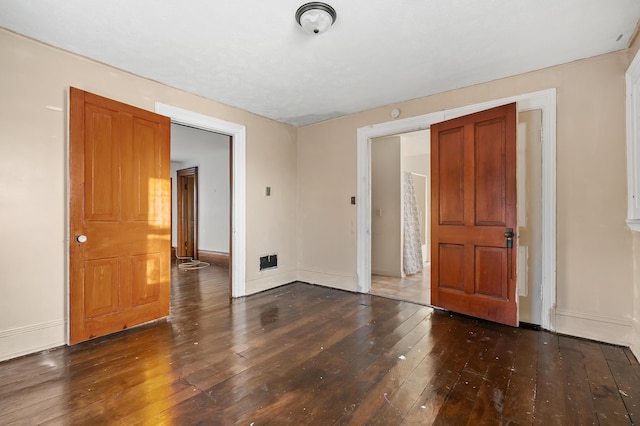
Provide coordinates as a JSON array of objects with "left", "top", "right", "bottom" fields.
[{"left": 1, "top": 262, "right": 639, "bottom": 425}]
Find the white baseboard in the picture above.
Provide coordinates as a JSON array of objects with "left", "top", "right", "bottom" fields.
[
  {"left": 555, "top": 308, "right": 632, "bottom": 346},
  {"left": 245, "top": 269, "right": 298, "bottom": 295},
  {"left": 371, "top": 268, "right": 403, "bottom": 278},
  {"left": 296, "top": 269, "right": 357, "bottom": 292},
  {"left": 0, "top": 319, "right": 66, "bottom": 362},
  {"left": 631, "top": 318, "right": 640, "bottom": 361}
]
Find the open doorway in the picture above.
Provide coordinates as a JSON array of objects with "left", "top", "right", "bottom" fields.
[
  {"left": 358, "top": 90, "right": 555, "bottom": 328},
  {"left": 368, "top": 112, "right": 543, "bottom": 323},
  {"left": 155, "top": 102, "right": 247, "bottom": 298},
  {"left": 370, "top": 130, "right": 431, "bottom": 305},
  {"left": 176, "top": 167, "right": 198, "bottom": 259},
  {"left": 170, "top": 124, "right": 230, "bottom": 272}
]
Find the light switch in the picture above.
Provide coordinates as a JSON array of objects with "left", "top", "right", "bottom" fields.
[{"left": 266, "top": 186, "right": 271, "bottom": 196}]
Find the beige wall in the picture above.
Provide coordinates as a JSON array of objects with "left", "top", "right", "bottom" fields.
[
  {"left": 629, "top": 34, "right": 640, "bottom": 359},
  {"left": 517, "top": 110, "right": 543, "bottom": 325},
  {"left": 0, "top": 29, "right": 298, "bottom": 360},
  {"left": 371, "top": 136, "right": 402, "bottom": 277},
  {"left": 297, "top": 50, "right": 634, "bottom": 345}
]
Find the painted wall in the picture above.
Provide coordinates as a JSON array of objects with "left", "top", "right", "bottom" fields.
[
  {"left": 371, "top": 136, "right": 402, "bottom": 277},
  {"left": 517, "top": 110, "right": 543, "bottom": 325},
  {"left": 0, "top": 28, "right": 297, "bottom": 361},
  {"left": 628, "top": 36, "right": 640, "bottom": 360},
  {"left": 370, "top": 133, "right": 430, "bottom": 279},
  {"left": 297, "top": 50, "right": 633, "bottom": 346},
  {"left": 170, "top": 124, "right": 230, "bottom": 254}
]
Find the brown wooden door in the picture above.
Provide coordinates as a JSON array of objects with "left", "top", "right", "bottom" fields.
[
  {"left": 69, "top": 88, "right": 171, "bottom": 344},
  {"left": 430, "top": 103, "right": 517, "bottom": 326},
  {"left": 177, "top": 167, "right": 198, "bottom": 259}
]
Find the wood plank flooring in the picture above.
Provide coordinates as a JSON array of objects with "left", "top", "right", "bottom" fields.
[
  {"left": 371, "top": 267, "right": 430, "bottom": 306},
  {"left": 0, "top": 262, "right": 639, "bottom": 425}
]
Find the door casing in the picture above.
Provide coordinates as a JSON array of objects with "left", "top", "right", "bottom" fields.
[{"left": 154, "top": 102, "right": 247, "bottom": 298}]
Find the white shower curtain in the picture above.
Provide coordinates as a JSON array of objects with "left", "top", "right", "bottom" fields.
[{"left": 403, "top": 172, "right": 423, "bottom": 275}]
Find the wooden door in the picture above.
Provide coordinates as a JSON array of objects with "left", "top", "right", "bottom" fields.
[
  {"left": 69, "top": 88, "right": 171, "bottom": 344},
  {"left": 430, "top": 103, "right": 517, "bottom": 326},
  {"left": 177, "top": 167, "right": 198, "bottom": 259}
]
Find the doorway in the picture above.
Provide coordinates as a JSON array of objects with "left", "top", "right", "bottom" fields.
[
  {"left": 156, "top": 103, "right": 247, "bottom": 298},
  {"left": 370, "top": 130, "right": 431, "bottom": 305},
  {"left": 68, "top": 92, "right": 247, "bottom": 345},
  {"left": 170, "top": 123, "right": 231, "bottom": 286},
  {"left": 176, "top": 167, "right": 198, "bottom": 259},
  {"left": 356, "top": 89, "right": 557, "bottom": 330}
]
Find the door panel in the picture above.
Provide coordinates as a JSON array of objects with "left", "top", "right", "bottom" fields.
[
  {"left": 131, "top": 253, "right": 161, "bottom": 306},
  {"left": 475, "top": 118, "right": 507, "bottom": 226},
  {"left": 438, "top": 128, "right": 465, "bottom": 225},
  {"left": 439, "top": 244, "right": 464, "bottom": 291},
  {"left": 85, "top": 105, "right": 120, "bottom": 221},
  {"left": 474, "top": 246, "right": 507, "bottom": 299},
  {"left": 431, "top": 103, "right": 517, "bottom": 326},
  {"left": 70, "top": 87, "right": 171, "bottom": 344},
  {"left": 131, "top": 118, "right": 162, "bottom": 220},
  {"left": 84, "top": 258, "right": 120, "bottom": 318}
]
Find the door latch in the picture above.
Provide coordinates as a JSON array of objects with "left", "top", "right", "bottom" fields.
[{"left": 504, "top": 228, "right": 514, "bottom": 248}]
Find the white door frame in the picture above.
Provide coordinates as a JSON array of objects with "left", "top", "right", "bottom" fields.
[
  {"left": 357, "top": 88, "right": 557, "bottom": 331},
  {"left": 155, "top": 103, "right": 246, "bottom": 297}
]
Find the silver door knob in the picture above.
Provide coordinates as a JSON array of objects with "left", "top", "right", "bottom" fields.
[{"left": 76, "top": 235, "right": 87, "bottom": 243}]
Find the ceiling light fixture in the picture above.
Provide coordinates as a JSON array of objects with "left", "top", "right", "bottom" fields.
[{"left": 295, "top": 2, "right": 337, "bottom": 35}]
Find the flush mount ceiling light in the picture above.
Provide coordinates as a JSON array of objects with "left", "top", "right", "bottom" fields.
[{"left": 295, "top": 2, "right": 337, "bottom": 35}]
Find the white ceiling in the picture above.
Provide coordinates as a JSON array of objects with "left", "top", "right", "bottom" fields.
[{"left": 1, "top": 1, "right": 639, "bottom": 127}]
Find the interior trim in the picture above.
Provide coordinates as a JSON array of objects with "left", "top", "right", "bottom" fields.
[
  {"left": 632, "top": 318, "right": 640, "bottom": 363},
  {"left": 357, "top": 88, "right": 557, "bottom": 331},
  {"left": 626, "top": 219, "right": 640, "bottom": 232},
  {"left": 556, "top": 308, "right": 632, "bottom": 347},
  {"left": 0, "top": 319, "right": 65, "bottom": 362},
  {"left": 626, "top": 49, "right": 640, "bottom": 225}
]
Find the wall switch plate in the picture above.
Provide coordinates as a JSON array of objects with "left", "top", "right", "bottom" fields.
[{"left": 266, "top": 186, "right": 271, "bottom": 196}]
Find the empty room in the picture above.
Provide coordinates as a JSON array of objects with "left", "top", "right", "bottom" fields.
[{"left": 2, "top": 1, "right": 640, "bottom": 424}]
